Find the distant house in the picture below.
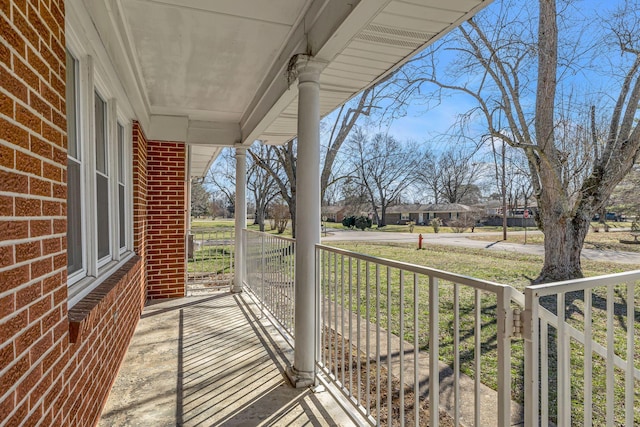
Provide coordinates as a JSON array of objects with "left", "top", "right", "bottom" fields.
[
  {"left": 322, "top": 205, "right": 349, "bottom": 223},
  {"left": 385, "top": 203, "right": 473, "bottom": 225},
  {"left": 480, "top": 200, "right": 538, "bottom": 227},
  {"left": 322, "top": 203, "right": 370, "bottom": 223}
]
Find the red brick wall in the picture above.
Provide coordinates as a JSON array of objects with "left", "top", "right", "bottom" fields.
[
  {"left": 1, "top": 0, "right": 69, "bottom": 424},
  {"left": 146, "top": 140, "right": 186, "bottom": 299},
  {"left": 132, "top": 122, "right": 147, "bottom": 293},
  {"left": 1, "top": 3, "right": 148, "bottom": 426},
  {"left": 62, "top": 257, "right": 145, "bottom": 426}
]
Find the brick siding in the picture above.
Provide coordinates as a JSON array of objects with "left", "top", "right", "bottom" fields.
[
  {"left": 132, "top": 121, "right": 148, "bottom": 295},
  {"left": 0, "top": 4, "right": 149, "bottom": 426},
  {"left": 146, "top": 140, "right": 186, "bottom": 299}
]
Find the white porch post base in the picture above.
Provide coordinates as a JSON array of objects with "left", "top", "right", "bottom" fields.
[
  {"left": 285, "top": 365, "right": 316, "bottom": 388},
  {"left": 289, "top": 54, "right": 326, "bottom": 385},
  {"left": 232, "top": 146, "right": 246, "bottom": 293}
]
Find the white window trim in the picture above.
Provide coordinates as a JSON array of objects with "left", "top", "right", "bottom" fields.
[
  {"left": 66, "top": 48, "right": 87, "bottom": 285},
  {"left": 116, "top": 119, "right": 133, "bottom": 255},
  {"left": 66, "top": 17, "right": 136, "bottom": 308},
  {"left": 94, "top": 89, "right": 112, "bottom": 269}
]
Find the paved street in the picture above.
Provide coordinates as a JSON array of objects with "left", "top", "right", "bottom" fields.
[{"left": 322, "top": 228, "right": 640, "bottom": 266}]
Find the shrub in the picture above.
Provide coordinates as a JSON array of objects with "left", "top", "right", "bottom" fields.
[
  {"left": 449, "top": 219, "right": 468, "bottom": 233},
  {"left": 342, "top": 216, "right": 356, "bottom": 228},
  {"left": 270, "top": 204, "right": 290, "bottom": 234},
  {"left": 632, "top": 215, "right": 640, "bottom": 232},
  {"left": 430, "top": 217, "right": 443, "bottom": 233},
  {"left": 354, "top": 216, "right": 372, "bottom": 230}
]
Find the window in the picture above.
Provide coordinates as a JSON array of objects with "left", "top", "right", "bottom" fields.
[
  {"left": 117, "top": 123, "right": 126, "bottom": 251},
  {"left": 66, "top": 50, "right": 83, "bottom": 276},
  {"left": 94, "top": 92, "right": 110, "bottom": 262},
  {"left": 64, "top": 47, "right": 133, "bottom": 305}
]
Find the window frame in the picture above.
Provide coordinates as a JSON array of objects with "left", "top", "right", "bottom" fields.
[
  {"left": 94, "top": 89, "right": 112, "bottom": 268},
  {"left": 65, "top": 28, "right": 135, "bottom": 308},
  {"left": 116, "top": 120, "right": 131, "bottom": 255},
  {"left": 66, "top": 48, "right": 87, "bottom": 284}
]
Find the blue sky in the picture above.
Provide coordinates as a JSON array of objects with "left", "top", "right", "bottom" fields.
[{"left": 353, "top": 0, "right": 631, "bottom": 149}]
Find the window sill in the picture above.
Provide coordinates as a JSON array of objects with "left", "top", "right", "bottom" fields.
[{"left": 68, "top": 255, "right": 141, "bottom": 343}]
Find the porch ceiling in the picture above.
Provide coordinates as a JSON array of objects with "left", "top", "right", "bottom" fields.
[{"left": 87, "top": 0, "right": 492, "bottom": 176}]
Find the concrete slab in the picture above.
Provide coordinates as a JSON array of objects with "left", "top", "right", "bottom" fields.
[{"left": 100, "top": 291, "right": 361, "bottom": 426}]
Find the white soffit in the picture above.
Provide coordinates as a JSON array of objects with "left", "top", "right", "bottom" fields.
[
  {"left": 190, "top": 145, "right": 223, "bottom": 179},
  {"left": 258, "top": 0, "right": 491, "bottom": 146},
  {"left": 120, "top": 0, "right": 309, "bottom": 122},
  {"left": 97, "top": 0, "right": 491, "bottom": 176}
]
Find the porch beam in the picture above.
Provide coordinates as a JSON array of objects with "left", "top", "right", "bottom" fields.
[
  {"left": 286, "top": 55, "right": 327, "bottom": 388},
  {"left": 232, "top": 146, "right": 247, "bottom": 293},
  {"left": 240, "top": 0, "right": 393, "bottom": 146}
]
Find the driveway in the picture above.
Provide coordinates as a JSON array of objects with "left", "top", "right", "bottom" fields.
[{"left": 322, "top": 229, "right": 640, "bottom": 266}]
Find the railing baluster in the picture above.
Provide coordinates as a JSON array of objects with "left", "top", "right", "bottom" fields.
[
  {"left": 348, "top": 256, "right": 353, "bottom": 398},
  {"left": 387, "top": 266, "right": 392, "bottom": 427},
  {"left": 557, "top": 291, "right": 570, "bottom": 426},
  {"left": 413, "top": 273, "right": 419, "bottom": 426},
  {"left": 584, "top": 288, "right": 592, "bottom": 427},
  {"left": 429, "top": 275, "right": 439, "bottom": 427},
  {"left": 606, "top": 285, "right": 614, "bottom": 427},
  {"left": 541, "top": 321, "right": 548, "bottom": 427},
  {"left": 365, "top": 261, "right": 371, "bottom": 416},
  {"left": 334, "top": 251, "right": 339, "bottom": 379},
  {"left": 399, "top": 269, "right": 405, "bottom": 427},
  {"left": 356, "top": 258, "right": 361, "bottom": 406},
  {"left": 474, "top": 288, "right": 481, "bottom": 427},
  {"left": 497, "top": 287, "right": 512, "bottom": 427},
  {"left": 454, "top": 282, "right": 460, "bottom": 426},
  {"left": 327, "top": 250, "right": 332, "bottom": 375},
  {"left": 341, "top": 254, "right": 346, "bottom": 389},
  {"left": 625, "top": 282, "right": 635, "bottom": 426},
  {"left": 375, "top": 264, "right": 381, "bottom": 426}
]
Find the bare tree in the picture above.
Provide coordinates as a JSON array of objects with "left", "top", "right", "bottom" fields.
[
  {"left": 437, "top": 144, "right": 483, "bottom": 204},
  {"left": 247, "top": 143, "right": 279, "bottom": 231},
  {"left": 207, "top": 148, "right": 236, "bottom": 213},
  {"left": 416, "top": 148, "right": 441, "bottom": 203},
  {"left": 348, "top": 129, "right": 422, "bottom": 227},
  {"left": 320, "top": 87, "right": 380, "bottom": 204},
  {"left": 396, "top": 0, "right": 640, "bottom": 282},
  {"left": 190, "top": 180, "right": 211, "bottom": 218},
  {"left": 610, "top": 164, "right": 640, "bottom": 215},
  {"left": 248, "top": 140, "right": 297, "bottom": 236},
  {"left": 250, "top": 86, "right": 389, "bottom": 237}
]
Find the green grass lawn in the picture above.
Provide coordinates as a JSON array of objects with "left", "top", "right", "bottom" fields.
[{"left": 468, "top": 226, "right": 640, "bottom": 253}]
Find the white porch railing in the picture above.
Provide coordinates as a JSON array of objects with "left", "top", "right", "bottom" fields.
[
  {"left": 186, "top": 228, "right": 234, "bottom": 293},
  {"left": 243, "top": 230, "right": 296, "bottom": 335},
  {"left": 239, "top": 230, "right": 640, "bottom": 426},
  {"left": 316, "top": 244, "right": 522, "bottom": 427},
  {"left": 524, "top": 270, "right": 640, "bottom": 427}
]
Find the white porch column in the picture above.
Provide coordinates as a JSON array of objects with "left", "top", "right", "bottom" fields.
[
  {"left": 232, "top": 146, "right": 246, "bottom": 293},
  {"left": 286, "top": 55, "right": 326, "bottom": 388}
]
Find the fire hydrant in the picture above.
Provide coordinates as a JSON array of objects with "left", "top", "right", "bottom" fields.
[{"left": 418, "top": 233, "right": 424, "bottom": 250}]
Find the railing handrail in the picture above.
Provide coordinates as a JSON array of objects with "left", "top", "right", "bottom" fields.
[
  {"left": 187, "top": 227, "right": 234, "bottom": 232},
  {"left": 244, "top": 228, "right": 296, "bottom": 243},
  {"left": 525, "top": 269, "right": 640, "bottom": 296},
  {"left": 317, "top": 243, "right": 517, "bottom": 296}
]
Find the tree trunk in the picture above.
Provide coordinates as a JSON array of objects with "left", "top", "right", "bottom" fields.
[
  {"left": 256, "top": 208, "right": 265, "bottom": 232},
  {"left": 379, "top": 205, "right": 387, "bottom": 227},
  {"left": 289, "top": 195, "right": 296, "bottom": 238},
  {"left": 536, "top": 209, "right": 590, "bottom": 283}
]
